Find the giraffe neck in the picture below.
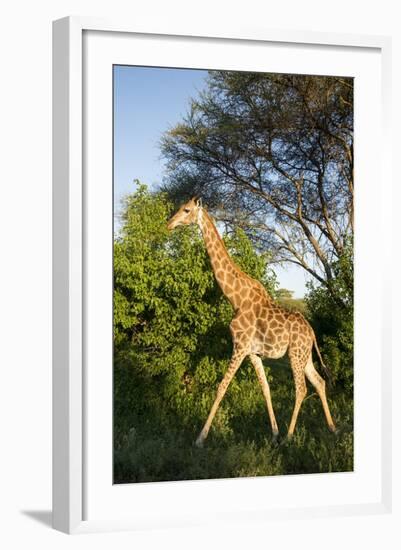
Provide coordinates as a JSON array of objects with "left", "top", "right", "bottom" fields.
[{"left": 198, "top": 208, "right": 257, "bottom": 309}]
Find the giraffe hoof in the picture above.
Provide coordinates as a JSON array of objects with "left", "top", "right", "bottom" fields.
[
  {"left": 272, "top": 431, "right": 279, "bottom": 443},
  {"left": 195, "top": 436, "right": 205, "bottom": 448}
]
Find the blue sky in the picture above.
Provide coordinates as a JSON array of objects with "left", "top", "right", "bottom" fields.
[
  {"left": 113, "top": 65, "right": 310, "bottom": 297},
  {"left": 114, "top": 65, "right": 207, "bottom": 204}
]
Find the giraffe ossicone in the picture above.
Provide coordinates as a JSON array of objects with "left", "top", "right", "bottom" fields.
[{"left": 167, "top": 197, "right": 336, "bottom": 444}]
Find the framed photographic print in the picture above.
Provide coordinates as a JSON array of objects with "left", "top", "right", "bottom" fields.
[{"left": 52, "top": 16, "right": 392, "bottom": 534}]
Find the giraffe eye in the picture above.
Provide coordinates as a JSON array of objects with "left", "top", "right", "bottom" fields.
[{"left": 184, "top": 208, "right": 190, "bottom": 213}]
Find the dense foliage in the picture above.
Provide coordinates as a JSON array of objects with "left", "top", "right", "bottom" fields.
[
  {"left": 306, "top": 239, "right": 354, "bottom": 393},
  {"left": 113, "top": 186, "right": 353, "bottom": 483}
]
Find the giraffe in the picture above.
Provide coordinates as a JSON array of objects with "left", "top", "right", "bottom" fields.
[{"left": 167, "top": 197, "right": 336, "bottom": 446}]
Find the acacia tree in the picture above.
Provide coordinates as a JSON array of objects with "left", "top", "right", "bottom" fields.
[{"left": 161, "top": 72, "right": 353, "bottom": 305}]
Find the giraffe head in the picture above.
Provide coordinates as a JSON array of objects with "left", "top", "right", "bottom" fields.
[{"left": 167, "top": 197, "right": 202, "bottom": 231}]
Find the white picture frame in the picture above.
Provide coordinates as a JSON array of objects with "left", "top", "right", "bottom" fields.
[{"left": 52, "top": 16, "right": 392, "bottom": 534}]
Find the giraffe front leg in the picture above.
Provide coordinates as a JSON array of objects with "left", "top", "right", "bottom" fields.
[
  {"left": 249, "top": 354, "right": 279, "bottom": 438},
  {"left": 195, "top": 348, "right": 246, "bottom": 447}
]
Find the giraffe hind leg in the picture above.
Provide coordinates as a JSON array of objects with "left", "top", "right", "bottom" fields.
[
  {"left": 304, "top": 356, "right": 336, "bottom": 432},
  {"left": 287, "top": 349, "right": 308, "bottom": 438}
]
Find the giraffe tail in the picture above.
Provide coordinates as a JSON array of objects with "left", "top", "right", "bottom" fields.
[{"left": 313, "top": 336, "right": 333, "bottom": 387}]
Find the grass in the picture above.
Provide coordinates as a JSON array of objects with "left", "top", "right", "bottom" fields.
[{"left": 114, "top": 354, "right": 353, "bottom": 484}]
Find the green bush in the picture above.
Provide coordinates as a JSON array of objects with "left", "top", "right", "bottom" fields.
[
  {"left": 113, "top": 184, "right": 353, "bottom": 483},
  {"left": 305, "top": 240, "right": 353, "bottom": 394}
]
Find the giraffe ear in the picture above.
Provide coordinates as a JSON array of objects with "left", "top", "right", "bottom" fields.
[{"left": 192, "top": 196, "right": 202, "bottom": 207}]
